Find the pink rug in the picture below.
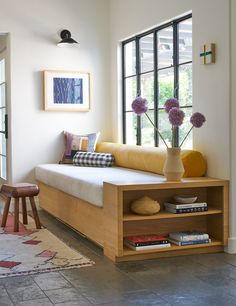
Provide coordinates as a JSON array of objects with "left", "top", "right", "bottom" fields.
[{"left": 0, "top": 213, "right": 94, "bottom": 278}]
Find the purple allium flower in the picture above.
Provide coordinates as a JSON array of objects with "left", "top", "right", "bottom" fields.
[
  {"left": 164, "top": 98, "right": 179, "bottom": 113},
  {"left": 131, "top": 96, "right": 148, "bottom": 115},
  {"left": 168, "top": 107, "right": 185, "bottom": 127},
  {"left": 190, "top": 112, "right": 206, "bottom": 128}
]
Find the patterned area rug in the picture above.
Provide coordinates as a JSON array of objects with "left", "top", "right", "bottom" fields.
[{"left": 0, "top": 213, "right": 94, "bottom": 278}]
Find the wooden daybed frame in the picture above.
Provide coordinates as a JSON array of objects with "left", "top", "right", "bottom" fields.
[{"left": 38, "top": 177, "right": 228, "bottom": 263}]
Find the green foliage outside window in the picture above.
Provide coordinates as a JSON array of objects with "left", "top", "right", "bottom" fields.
[{"left": 140, "top": 65, "right": 192, "bottom": 147}]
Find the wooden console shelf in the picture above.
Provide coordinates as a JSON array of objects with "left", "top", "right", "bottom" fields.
[
  {"left": 103, "top": 177, "right": 228, "bottom": 262},
  {"left": 123, "top": 208, "right": 222, "bottom": 221},
  {"left": 123, "top": 239, "right": 223, "bottom": 255}
]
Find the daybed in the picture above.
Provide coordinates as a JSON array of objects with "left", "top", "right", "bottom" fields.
[{"left": 36, "top": 142, "right": 213, "bottom": 262}]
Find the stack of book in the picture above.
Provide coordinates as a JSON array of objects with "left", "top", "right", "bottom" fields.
[
  {"left": 168, "top": 231, "right": 211, "bottom": 246},
  {"left": 164, "top": 202, "right": 208, "bottom": 214},
  {"left": 124, "top": 234, "right": 171, "bottom": 251}
]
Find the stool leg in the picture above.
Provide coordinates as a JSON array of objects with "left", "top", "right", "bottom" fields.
[
  {"left": 29, "top": 197, "right": 41, "bottom": 229},
  {"left": 1, "top": 197, "right": 11, "bottom": 227},
  {"left": 21, "top": 197, "right": 28, "bottom": 224},
  {"left": 14, "top": 198, "right": 19, "bottom": 232}
]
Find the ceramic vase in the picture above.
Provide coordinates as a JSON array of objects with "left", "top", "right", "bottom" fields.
[{"left": 163, "top": 147, "right": 184, "bottom": 181}]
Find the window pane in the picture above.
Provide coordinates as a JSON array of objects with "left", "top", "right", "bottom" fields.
[
  {"left": 179, "top": 107, "right": 192, "bottom": 149},
  {"left": 0, "top": 133, "right": 6, "bottom": 156},
  {"left": 158, "top": 109, "right": 172, "bottom": 148},
  {"left": 179, "top": 64, "right": 192, "bottom": 106},
  {"left": 125, "top": 77, "right": 137, "bottom": 111},
  {"left": 0, "top": 83, "right": 6, "bottom": 107},
  {"left": 124, "top": 41, "right": 136, "bottom": 77},
  {"left": 141, "top": 72, "right": 154, "bottom": 108},
  {"left": 141, "top": 110, "right": 154, "bottom": 146},
  {"left": 0, "top": 108, "right": 6, "bottom": 131},
  {"left": 140, "top": 34, "right": 154, "bottom": 73},
  {"left": 125, "top": 112, "right": 137, "bottom": 145},
  {"left": 158, "top": 68, "right": 174, "bottom": 107},
  {"left": 179, "top": 19, "right": 192, "bottom": 64},
  {"left": 157, "top": 27, "right": 173, "bottom": 69},
  {"left": 0, "top": 155, "right": 7, "bottom": 180},
  {"left": 0, "top": 59, "right": 5, "bottom": 83}
]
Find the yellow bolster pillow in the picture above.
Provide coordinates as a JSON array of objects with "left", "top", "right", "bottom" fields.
[
  {"left": 181, "top": 150, "right": 206, "bottom": 178},
  {"left": 96, "top": 142, "right": 206, "bottom": 177}
]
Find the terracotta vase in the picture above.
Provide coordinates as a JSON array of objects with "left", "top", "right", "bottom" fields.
[{"left": 163, "top": 147, "right": 184, "bottom": 181}]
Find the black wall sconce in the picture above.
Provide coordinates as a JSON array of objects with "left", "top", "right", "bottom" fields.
[{"left": 57, "top": 29, "right": 78, "bottom": 47}]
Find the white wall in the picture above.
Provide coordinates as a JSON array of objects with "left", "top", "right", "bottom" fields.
[
  {"left": 229, "top": 0, "right": 236, "bottom": 253},
  {"left": 0, "top": 0, "right": 111, "bottom": 182},
  {"left": 109, "top": 0, "right": 230, "bottom": 179}
]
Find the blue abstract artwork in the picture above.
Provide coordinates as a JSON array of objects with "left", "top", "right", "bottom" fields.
[{"left": 53, "top": 78, "right": 83, "bottom": 104}]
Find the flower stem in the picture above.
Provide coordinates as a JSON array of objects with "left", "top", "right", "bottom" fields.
[
  {"left": 171, "top": 127, "right": 175, "bottom": 148},
  {"left": 145, "top": 113, "right": 169, "bottom": 148},
  {"left": 179, "top": 126, "right": 193, "bottom": 148}
]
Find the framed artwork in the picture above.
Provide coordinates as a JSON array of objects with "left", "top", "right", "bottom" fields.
[
  {"left": 44, "top": 70, "right": 90, "bottom": 111},
  {"left": 200, "top": 43, "right": 216, "bottom": 65}
]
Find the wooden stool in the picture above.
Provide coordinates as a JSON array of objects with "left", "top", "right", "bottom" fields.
[{"left": 0, "top": 183, "right": 41, "bottom": 232}]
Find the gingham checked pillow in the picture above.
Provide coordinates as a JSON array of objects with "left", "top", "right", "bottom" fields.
[{"left": 73, "top": 152, "right": 114, "bottom": 167}]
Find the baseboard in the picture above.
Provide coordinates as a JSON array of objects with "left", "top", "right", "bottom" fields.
[{"left": 225, "top": 238, "right": 236, "bottom": 253}]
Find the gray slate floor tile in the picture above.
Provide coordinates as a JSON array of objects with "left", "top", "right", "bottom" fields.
[
  {"left": 0, "top": 288, "right": 14, "bottom": 306},
  {"left": 98, "top": 290, "right": 171, "bottom": 306},
  {"left": 7, "top": 283, "right": 46, "bottom": 303},
  {"left": 167, "top": 294, "right": 236, "bottom": 306},
  {"left": 15, "top": 298, "right": 54, "bottom": 306},
  {"left": 154, "top": 276, "right": 222, "bottom": 298},
  {"left": 78, "top": 286, "right": 125, "bottom": 305},
  {"left": 0, "top": 296, "right": 14, "bottom": 306},
  {"left": 196, "top": 272, "right": 236, "bottom": 287},
  {"left": 33, "top": 272, "right": 72, "bottom": 290},
  {"left": 0, "top": 276, "right": 35, "bottom": 289},
  {"left": 54, "top": 300, "right": 93, "bottom": 306},
  {"left": 44, "top": 287, "right": 86, "bottom": 304},
  {"left": 0, "top": 287, "right": 8, "bottom": 297}
]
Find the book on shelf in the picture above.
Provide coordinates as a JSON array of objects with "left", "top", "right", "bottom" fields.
[
  {"left": 125, "top": 240, "right": 169, "bottom": 247},
  {"left": 165, "top": 206, "right": 208, "bottom": 214},
  {"left": 168, "top": 238, "right": 211, "bottom": 246},
  {"left": 164, "top": 202, "right": 208, "bottom": 209},
  {"left": 124, "top": 234, "right": 169, "bottom": 247},
  {"left": 124, "top": 241, "right": 171, "bottom": 251},
  {"left": 169, "top": 231, "right": 209, "bottom": 242}
]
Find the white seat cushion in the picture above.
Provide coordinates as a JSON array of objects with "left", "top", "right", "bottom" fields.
[{"left": 35, "top": 164, "right": 163, "bottom": 207}]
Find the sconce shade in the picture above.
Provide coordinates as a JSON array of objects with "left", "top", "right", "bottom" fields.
[{"left": 57, "top": 29, "right": 78, "bottom": 47}]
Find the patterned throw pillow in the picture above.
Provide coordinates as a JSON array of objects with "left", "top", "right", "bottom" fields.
[
  {"left": 73, "top": 152, "right": 114, "bottom": 167},
  {"left": 60, "top": 131, "right": 100, "bottom": 164}
]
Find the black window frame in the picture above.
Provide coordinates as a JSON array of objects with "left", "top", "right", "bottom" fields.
[{"left": 121, "top": 13, "right": 192, "bottom": 147}]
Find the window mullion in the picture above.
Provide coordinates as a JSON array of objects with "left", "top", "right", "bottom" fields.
[
  {"left": 154, "top": 31, "right": 158, "bottom": 146},
  {"left": 136, "top": 38, "right": 141, "bottom": 145},
  {"left": 173, "top": 21, "right": 179, "bottom": 147},
  {"left": 121, "top": 43, "right": 126, "bottom": 143}
]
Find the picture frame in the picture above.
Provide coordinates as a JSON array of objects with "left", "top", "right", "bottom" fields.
[{"left": 44, "top": 70, "right": 90, "bottom": 111}]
